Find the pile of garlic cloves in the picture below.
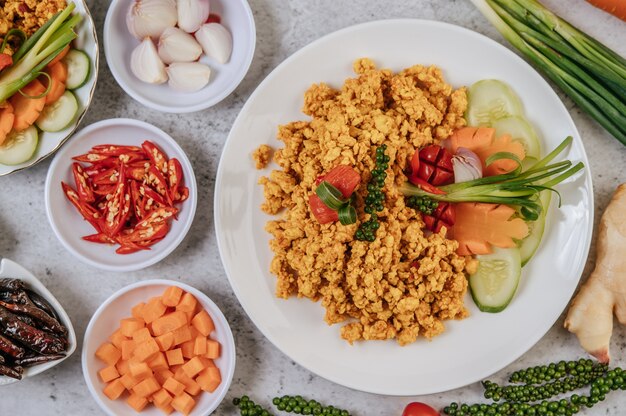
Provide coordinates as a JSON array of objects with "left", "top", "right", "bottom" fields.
[{"left": 127, "top": 0, "right": 233, "bottom": 92}]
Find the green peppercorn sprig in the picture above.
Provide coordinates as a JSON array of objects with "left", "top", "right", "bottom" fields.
[
  {"left": 406, "top": 195, "right": 439, "bottom": 215},
  {"left": 233, "top": 396, "right": 274, "bottom": 416},
  {"left": 356, "top": 145, "right": 389, "bottom": 242},
  {"left": 272, "top": 395, "right": 351, "bottom": 415},
  {"left": 442, "top": 359, "right": 626, "bottom": 416}
]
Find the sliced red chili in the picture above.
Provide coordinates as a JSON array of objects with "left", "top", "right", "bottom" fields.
[
  {"left": 125, "top": 161, "right": 150, "bottom": 182},
  {"left": 71, "top": 162, "right": 95, "bottom": 203},
  {"left": 146, "top": 165, "right": 172, "bottom": 205},
  {"left": 167, "top": 158, "right": 183, "bottom": 201},
  {"left": 117, "top": 151, "right": 148, "bottom": 165},
  {"left": 82, "top": 233, "right": 116, "bottom": 245},
  {"left": 91, "top": 144, "right": 142, "bottom": 156},
  {"left": 101, "top": 168, "right": 131, "bottom": 237},
  {"left": 119, "top": 221, "right": 170, "bottom": 246},
  {"left": 72, "top": 152, "right": 110, "bottom": 163},
  {"left": 142, "top": 141, "right": 168, "bottom": 174},
  {"left": 61, "top": 182, "right": 102, "bottom": 231},
  {"left": 176, "top": 186, "right": 189, "bottom": 203},
  {"left": 92, "top": 167, "right": 120, "bottom": 186},
  {"left": 129, "top": 180, "right": 146, "bottom": 220},
  {"left": 411, "top": 177, "right": 447, "bottom": 195},
  {"left": 140, "top": 184, "right": 168, "bottom": 214},
  {"left": 92, "top": 184, "right": 116, "bottom": 197}
]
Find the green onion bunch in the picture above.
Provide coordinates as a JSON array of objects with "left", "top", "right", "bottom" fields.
[
  {"left": 233, "top": 396, "right": 274, "bottom": 416},
  {"left": 401, "top": 137, "right": 583, "bottom": 221},
  {"left": 443, "top": 359, "right": 626, "bottom": 416},
  {"left": 406, "top": 195, "right": 439, "bottom": 215},
  {"left": 272, "top": 395, "right": 351, "bottom": 416},
  {"left": 470, "top": 0, "right": 626, "bottom": 145},
  {"left": 356, "top": 145, "right": 389, "bottom": 242}
]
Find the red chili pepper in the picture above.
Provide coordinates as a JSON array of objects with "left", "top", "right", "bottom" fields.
[
  {"left": 116, "top": 151, "right": 148, "bottom": 165},
  {"left": 92, "top": 184, "right": 116, "bottom": 197},
  {"left": 119, "top": 221, "right": 170, "bottom": 246},
  {"left": 176, "top": 187, "right": 189, "bottom": 203},
  {"left": 411, "top": 177, "right": 446, "bottom": 195},
  {"left": 71, "top": 163, "right": 95, "bottom": 203},
  {"left": 422, "top": 202, "right": 455, "bottom": 234},
  {"left": 92, "top": 166, "right": 120, "bottom": 186},
  {"left": 167, "top": 159, "right": 183, "bottom": 201},
  {"left": 91, "top": 144, "right": 143, "bottom": 156},
  {"left": 129, "top": 180, "right": 146, "bottom": 220},
  {"left": 82, "top": 233, "right": 116, "bottom": 245},
  {"left": 142, "top": 141, "right": 169, "bottom": 174},
  {"left": 141, "top": 184, "right": 169, "bottom": 213},
  {"left": 61, "top": 182, "right": 102, "bottom": 231},
  {"left": 101, "top": 167, "right": 131, "bottom": 237},
  {"left": 408, "top": 145, "right": 454, "bottom": 187},
  {"left": 72, "top": 152, "right": 111, "bottom": 163},
  {"left": 146, "top": 165, "right": 172, "bottom": 205},
  {"left": 125, "top": 161, "right": 150, "bottom": 182}
]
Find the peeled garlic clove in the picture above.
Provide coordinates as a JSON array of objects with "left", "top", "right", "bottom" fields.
[
  {"left": 194, "top": 23, "right": 233, "bottom": 64},
  {"left": 127, "top": 0, "right": 177, "bottom": 40},
  {"left": 166, "top": 62, "right": 211, "bottom": 92},
  {"left": 131, "top": 38, "right": 168, "bottom": 84},
  {"left": 177, "top": 0, "right": 210, "bottom": 33},
  {"left": 158, "top": 27, "right": 203, "bottom": 64}
]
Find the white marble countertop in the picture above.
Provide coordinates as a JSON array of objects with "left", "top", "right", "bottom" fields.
[{"left": 1, "top": 0, "right": 625, "bottom": 415}]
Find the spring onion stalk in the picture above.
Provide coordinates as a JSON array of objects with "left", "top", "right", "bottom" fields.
[
  {"left": 0, "top": 3, "right": 80, "bottom": 103},
  {"left": 470, "top": 0, "right": 626, "bottom": 145},
  {"left": 400, "top": 137, "right": 584, "bottom": 221}
]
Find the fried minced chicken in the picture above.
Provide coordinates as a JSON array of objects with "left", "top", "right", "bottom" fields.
[
  {"left": 258, "top": 58, "right": 472, "bottom": 345},
  {"left": 0, "top": 0, "right": 66, "bottom": 55}
]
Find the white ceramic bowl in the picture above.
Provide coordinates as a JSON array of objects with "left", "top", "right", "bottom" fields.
[
  {"left": 82, "top": 279, "right": 236, "bottom": 416},
  {"left": 0, "top": 258, "right": 77, "bottom": 385},
  {"left": 104, "top": 0, "right": 256, "bottom": 113},
  {"left": 44, "top": 118, "right": 198, "bottom": 272},
  {"left": 0, "top": 0, "right": 99, "bottom": 176}
]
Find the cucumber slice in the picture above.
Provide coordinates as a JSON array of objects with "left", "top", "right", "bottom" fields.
[
  {"left": 36, "top": 91, "right": 78, "bottom": 132},
  {"left": 466, "top": 79, "right": 523, "bottom": 126},
  {"left": 519, "top": 191, "right": 552, "bottom": 266},
  {"left": 0, "top": 126, "right": 39, "bottom": 165},
  {"left": 469, "top": 247, "right": 522, "bottom": 313},
  {"left": 63, "top": 49, "right": 90, "bottom": 90},
  {"left": 492, "top": 116, "right": 541, "bottom": 160}
]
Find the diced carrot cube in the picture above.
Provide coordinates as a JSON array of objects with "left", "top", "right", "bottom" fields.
[
  {"left": 120, "top": 318, "right": 145, "bottom": 337},
  {"left": 132, "top": 327, "right": 153, "bottom": 343},
  {"left": 206, "top": 339, "right": 221, "bottom": 359},
  {"left": 133, "top": 338, "right": 160, "bottom": 362},
  {"left": 120, "top": 373, "right": 140, "bottom": 390},
  {"left": 163, "top": 377, "right": 185, "bottom": 396},
  {"left": 152, "top": 388, "right": 173, "bottom": 407},
  {"left": 132, "top": 302, "right": 146, "bottom": 320},
  {"left": 203, "top": 358, "right": 216, "bottom": 368},
  {"left": 182, "top": 357, "right": 204, "bottom": 378},
  {"left": 171, "top": 392, "right": 196, "bottom": 415},
  {"left": 109, "top": 330, "right": 128, "bottom": 349},
  {"left": 174, "top": 367, "right": 201, "bottom": 396},
  {"left": 121, "top": 340, "right": 135, "bottom": 361},
  {"left": 132, "top": 376, "right": 160, "bottom": 398},
  {"left": 181, "top": 340, "right": 195, "bottom": 359},
  {"left": 129, "top": 361, "right": 153, "bottom": 380},
  {"left": 127, "top": 393, "right": 149, "bottom": 412},
  {"left": 193, "top": 336, "right": 207, "bottom": 356},
  {"left": 98, "top": 365, "right": 120, "bottom": 383},
  {"left": 191, "top": 310, "right": 215, "bottom": 337},
  {"left": 162, "top": 286, "right": 183, "bottom": 307},
  {"left": 156, "top": 402, "right": 174, "bottom": 415},
  {"left": 95, "top": 343, "right": 122, "bottom": 366},
  {"left": 166, "top": 348, "right": 185, "bottom": 366},
  {"left": 143, "top": 297, "right": 167, "bottom": 324},
  {"left": 155, "top": 332, "right": 175, "bottom": 351},
  {"left": 172, "top": 325, "right": 192, "bottom": 346},
  {"left": 148, "top": 351, "right": 169, "bottom": 371},
  {"left": 176, "top": 293, "right": 197, "bottom": 313},
  {"left": 196, "top": 366, "right": 222, "bottom": 393},
  {"left": 188, "top": 326, "right": 199, "bottom": 339},
  {"left": 152, "top": 311, "right": 188, "bottom": 337},
  {"left": 155, "top": 369, "right": 174, "bottom": 385},
  {"left": 116, "top": 359, "right": 130, "bottom": 376},
  {"left": 103, "top": 379, "right": 126, "bottom": 400}
]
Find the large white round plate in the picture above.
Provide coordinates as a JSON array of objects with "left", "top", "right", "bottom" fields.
[
  {"left": 214, "top": 19, "right": 593, "bottom": 395},
  {"left": 0, "top": 0, "right": 99, "bottom": 176}
]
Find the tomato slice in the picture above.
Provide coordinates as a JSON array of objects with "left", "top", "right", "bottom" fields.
[
  {"left": 317, "top": 165, "right": 361, "bottom": 198},
  {"left": 402, "top": 402, "right": 440, "bottom": 416},
  {"left": 309, "top": 194, "right": 338, "bottom": 224}
]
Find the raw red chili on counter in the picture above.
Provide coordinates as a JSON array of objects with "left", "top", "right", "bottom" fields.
[{"left": 61, "top": 141, "right": 189, "bottom": 254}]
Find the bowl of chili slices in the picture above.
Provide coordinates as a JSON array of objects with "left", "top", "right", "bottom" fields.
[{"left": 44, "top": 118, "right": 197, "bottom": 272}]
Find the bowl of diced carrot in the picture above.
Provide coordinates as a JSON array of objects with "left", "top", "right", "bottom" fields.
[{"left": 81, "top": 280, "right": 236, "bottom": 416}]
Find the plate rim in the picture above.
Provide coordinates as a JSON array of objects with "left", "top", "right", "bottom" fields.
[
  {"left": 0, "top": 0, "right": 100, "bottom": 177},
  {"left": 213, "top": 18, "right": 594, "bottom": 395}
]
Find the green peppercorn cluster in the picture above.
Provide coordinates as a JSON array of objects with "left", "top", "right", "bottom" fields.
[
  {"left": 272, "top": 395, "right": 351, "bottom": 415},
  {"left": 233, "top": 396, "right": 274, "bottom": 416},
  {"left": 356, "top": 145, "right": 389, "bottom": 242},
  {"left": 443, "top": 358, "right": 626, "bottom": 416},
  {"left": 406, "top": 195, "right": 439, "bottom": 215}
]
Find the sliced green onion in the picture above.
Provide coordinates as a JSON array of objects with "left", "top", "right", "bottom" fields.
[
  {"left": 470, "top": 0, "right": 626, "bottom": 145},
  {"left": 315, "top": 181, "right": 347, "bottom": 211},
  {"left": 338, "top": 204, "right": 357, "bottom": 225}
]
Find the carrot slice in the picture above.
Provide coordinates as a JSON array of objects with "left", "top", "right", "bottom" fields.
[
  {"left": 47, "top": 44, "right": 70, "bottom": 68},
  {"left": 0, "top": 103, "right": 15, "bottom": 146},
  {"left": 452, "top": 202, "right": 529, "bottom": 256},
  {"left": 42, "top": 61, "right": 67, "bottom": 104},
  {"left": 449, "top": 127, "right": 525, "bottom": 176},
  {"left": 9, "top": 79, "right": 46, "bottom": 131}
]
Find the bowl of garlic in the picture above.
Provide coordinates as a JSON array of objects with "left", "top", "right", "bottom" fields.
[{"left": 104, "top": 0, "right": 255, "bottom": 113}]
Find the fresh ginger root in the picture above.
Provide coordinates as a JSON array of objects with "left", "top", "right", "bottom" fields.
[{"left": 564, "top": 183, "right": 626, "bottom": 363}]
